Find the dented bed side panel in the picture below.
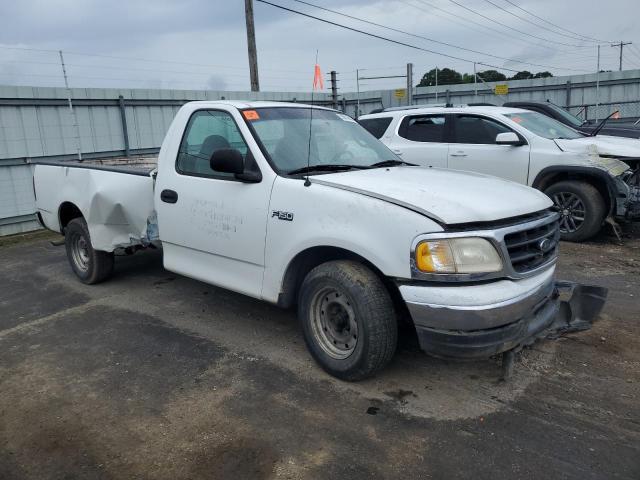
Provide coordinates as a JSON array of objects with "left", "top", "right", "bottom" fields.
[{"left": 34, "top": 164, "right": 156, "bottom": 251}]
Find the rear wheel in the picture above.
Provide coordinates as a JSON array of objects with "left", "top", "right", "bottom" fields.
[
  {"left": 64, "top": 218, "right": 114, "bottom": 284},
  {"left": 545, "top": 181, "right": 606, "bottom": 242},
  {"left": 298, "top": 260, "right": 397, "bottom": 381}
]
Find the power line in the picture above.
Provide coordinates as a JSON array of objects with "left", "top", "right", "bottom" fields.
[
  {"left": 482, "top": 0, "right": 599, "bottom": 43},
  {"left": 500, "top": 0, "right": 613, "bottom": 44},
  {"left": 399, "top": 0, "right": 532, "bottom": 49},
  {"left": 0, "top": 70, "right": 315, "bottom": 91},
  {"left": 444, "top": 0, "right": 592, "bottom": 48},
  {"left": 404, "top": 0, "right": 591, "bottom": 57},
  {"left": 0, "top": 59, "right": 311, "bottom": 80},
  {"left": 256, "top": 0, "right": 588, "bottom": 74},
  {"left": 288, "top": 0, "right": 587, "bottom": 72},
  {"left": 0, "top": 44, "right": 309, "bottom": 75}
]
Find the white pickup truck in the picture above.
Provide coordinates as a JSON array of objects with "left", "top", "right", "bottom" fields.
[{"left": 33, "top": 101, "right": 606, "bottom": 380}]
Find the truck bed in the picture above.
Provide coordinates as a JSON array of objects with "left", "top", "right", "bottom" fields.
[
  {"left": 34, "top": 156, "right": 158, "bottom": 251},
  {"left": 35, "top": 155, "right": 158, "bottom": 176}
]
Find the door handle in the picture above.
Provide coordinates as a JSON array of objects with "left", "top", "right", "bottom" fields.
[
  {"left": 449, "top": 153, "right": 468, "bottom": 157},
  {"left": 160, "top": 189, "right": 178, "bottom": 204}
]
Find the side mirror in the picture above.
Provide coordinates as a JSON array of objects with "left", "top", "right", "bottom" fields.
[
  {"left": 210, "top": 148, "right": 244, "bottom": 174},
  {"left": 496, "top": 132, "right": 524, "bottom": 146},
  {"left": 210, "top": 148, "right": 262, "bottom": 183}
]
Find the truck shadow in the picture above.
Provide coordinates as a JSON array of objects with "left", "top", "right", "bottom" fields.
[{"left": 101, "top": 248, "right": 556, "bottom": 421}]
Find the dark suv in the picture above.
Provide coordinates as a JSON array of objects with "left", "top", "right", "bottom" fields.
[{"left": 503, "top": 101, "right": 640, "bottom": 139}]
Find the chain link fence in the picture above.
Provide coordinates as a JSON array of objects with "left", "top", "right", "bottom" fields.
[{"left": 565, "top": 101, "right": 640, "bottom": 123}]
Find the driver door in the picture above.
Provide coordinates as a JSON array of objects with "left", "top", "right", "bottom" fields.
[{"left": 155, "top": 108, "right": 273, "bottom": 298}]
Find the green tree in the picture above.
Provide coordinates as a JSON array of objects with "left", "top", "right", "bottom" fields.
[
  {"left": 510, "top": 70, "right": 533, "bottom": 80},
  {"left": 533, "top": 71, "right": 553, "bottom": 78},
  {"left": 476, "top": 70, "right": 507, "bottom": 82},
  {"left": 417, "top": 68, "right": 462, "bottom": 87},
  {"left": 462, "top": 73, "right": 475, "bottom": 83}
]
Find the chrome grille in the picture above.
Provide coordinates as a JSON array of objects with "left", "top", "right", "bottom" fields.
[{"left": 504, "top": 217, "right": 560, "bottom": 274}]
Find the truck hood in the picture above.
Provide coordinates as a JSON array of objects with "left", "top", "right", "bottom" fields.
[
  {"left": 311, "top": 167, "right": 552, "bottom": 225},
  {"left": 554, "top": 135, "right": 640, "bottom": 158}
]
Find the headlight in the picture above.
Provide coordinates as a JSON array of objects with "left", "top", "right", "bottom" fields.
[{"left": 415, "top": 238, "right": 503, "bottom": 274}]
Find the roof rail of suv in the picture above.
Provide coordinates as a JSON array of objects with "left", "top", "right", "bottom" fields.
[{"left": 379, "top": 103, "right": 459, "bottom": 112}]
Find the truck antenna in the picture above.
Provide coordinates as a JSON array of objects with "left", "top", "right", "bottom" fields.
[{"left": 304, "top": 50, "right": 319, "bottom": 187}]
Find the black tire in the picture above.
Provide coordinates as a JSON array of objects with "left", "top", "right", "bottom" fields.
[
  {"left": 545, "top": 181, "right": 606, "bottom": 242},
  {"left": 298, "top": 260, "right": 397, "bottom": 381},
  {"left": 64, "top": 218, "right": 114, "bottom": 284}
]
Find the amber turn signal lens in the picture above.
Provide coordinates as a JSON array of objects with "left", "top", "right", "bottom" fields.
[{"left": 415, "top": 240, "right": 456, "bottom": 273}]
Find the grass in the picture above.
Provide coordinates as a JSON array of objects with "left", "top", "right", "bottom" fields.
[{"left": 0, "top": 229, "right": 62, "bottom": 248}]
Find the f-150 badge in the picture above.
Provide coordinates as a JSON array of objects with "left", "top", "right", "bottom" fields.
[{"left": 272, "top": 211, "right": 294, "bottom": 221}]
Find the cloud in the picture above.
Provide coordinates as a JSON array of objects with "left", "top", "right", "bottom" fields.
[{"left": 0, "top": 0, "right": 636, "bottom": 91}]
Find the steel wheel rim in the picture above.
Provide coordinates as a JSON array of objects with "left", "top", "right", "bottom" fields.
[
  {"left": 71, "top": 233, "right": 90, "bottom": 272},
  {"left": 553, "top": 192, "right": 585, "bottom": 233},
  {"left": 310, "top": 287, "right": 358, "bottom": 360}
]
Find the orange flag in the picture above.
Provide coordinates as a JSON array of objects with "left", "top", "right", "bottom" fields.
[{"left": 313, "top": 63, "right": 324, "bottom": 90}]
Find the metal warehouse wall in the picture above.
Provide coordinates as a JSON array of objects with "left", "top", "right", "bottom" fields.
[
  {"left": 0, "top": 85, "right": 331, "bottom": 235},
  {"left": 345, "top": 69, "right": 640, "bottom": 119},
  {"left": 1, "top": 69, "right": 640, "bottom": 235}
]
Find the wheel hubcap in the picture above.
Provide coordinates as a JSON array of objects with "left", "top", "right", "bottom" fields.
[
  {"left": 552, "top": 192, "right": 585, "bottom": 234},
  {"left": 71, "top": 233, "right": 90, "bottom": 272},
  {"left": 310, "top": 288, "right": 358, "bottom": 360}
]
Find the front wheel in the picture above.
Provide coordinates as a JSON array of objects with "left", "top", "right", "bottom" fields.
[
  {"left": 298, "top": 260, "right": 397, "bottom": 381},
  {"left": 545, "top": 181, "right": 606, "bottom": 242},
  {"left": 64, "top": 218, "right": 114, "bottom": 284}
]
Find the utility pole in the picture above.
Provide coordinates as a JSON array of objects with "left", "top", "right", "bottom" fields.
[
  {"left": 244, "top": 0, "right": 260, "bottom": 91},
  {"left": 329, "top": 71, "right": 338, "bottom": 110},
  {"left": 356, "top": 69, "right": 360, "bottom": 119},
  {"left": 474, "top": 62, "right": 478, "bottom": 97},
  {"left": 596, "top": 44, "right": 601, "bottom": 122},
  {"left": 611, "top": 41, "right": 632, "bottom": 71},
  {"left": 435, "top": 67, "right": 438, "bottom": 103},
  {"left": 59, "top": 50, "right": 82, "bottom": 161},
  {"left": 406, "top": 63, "right": 413, "bottom": 106}
]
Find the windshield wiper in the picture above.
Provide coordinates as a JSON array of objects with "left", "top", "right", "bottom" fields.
[
  {"left": 287, "top": 164, "right": 369, "bottom": 176},
  {"left": 590, "top": 110, "right": 619, "bottom": 136},
  {"left": 369, "top": 159, "right": 417, "bottom": 168}
]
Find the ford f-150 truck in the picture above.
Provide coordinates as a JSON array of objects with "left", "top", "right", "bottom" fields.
[{"left": 33, "top": 101, "right": 606, "bottom": 380}]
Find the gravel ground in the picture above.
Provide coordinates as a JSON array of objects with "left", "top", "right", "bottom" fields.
[{"left": 0, "top": 226, "right": 638, "bottom": 479}]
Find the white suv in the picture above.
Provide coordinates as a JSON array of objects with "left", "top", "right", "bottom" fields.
[{"left": 359, "top": 106, "right": 640, "bottom": 241}]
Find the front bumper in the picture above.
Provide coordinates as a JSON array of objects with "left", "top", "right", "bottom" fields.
[{"left": 400, "top": 275, "right": 607, "bottom": 359}]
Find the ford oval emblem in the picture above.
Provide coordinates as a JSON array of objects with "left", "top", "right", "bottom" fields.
[{"left": 538, "top": 238, "right": 555, "bottom": 253}]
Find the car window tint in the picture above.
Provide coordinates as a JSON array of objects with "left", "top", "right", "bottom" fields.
[
  {"left": 357, "top": 117, "right": 393, "bottom": 139},
  {"left": 399, "top": 115, "right": 446, "bottom": 142},
  {"left": 177, "top": 110, "right": 248, "bottom": 178},
  {"left": 453, "top": 115, "right": 511, "bottom": 144}
]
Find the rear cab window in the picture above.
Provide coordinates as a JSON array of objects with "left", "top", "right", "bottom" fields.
[{"left": 357, "top": 117, "right": 393, "bottom": 139}]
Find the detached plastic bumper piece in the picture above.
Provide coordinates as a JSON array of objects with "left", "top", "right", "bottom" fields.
[{"left": 413, "top": 281, "right": 608, "bottom": 359}]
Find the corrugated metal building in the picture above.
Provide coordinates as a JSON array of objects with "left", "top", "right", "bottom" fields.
[{"left": 1, "top": 69, "right": 640, "bottom": 235}]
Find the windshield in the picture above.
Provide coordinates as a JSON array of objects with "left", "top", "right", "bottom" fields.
[
  {"left": 245, "top": 107, "right": 397, "bottom": 173},
  {"left": 545, "top": 103, "right": 584, "bottom": 128},
  {"left": 504, "top": 111, "right": 583, "bottom": 140}
]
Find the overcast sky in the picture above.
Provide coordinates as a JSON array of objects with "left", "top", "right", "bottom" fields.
[{"left": 0, "top": 0, "right": 638, "bottom": 93}]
